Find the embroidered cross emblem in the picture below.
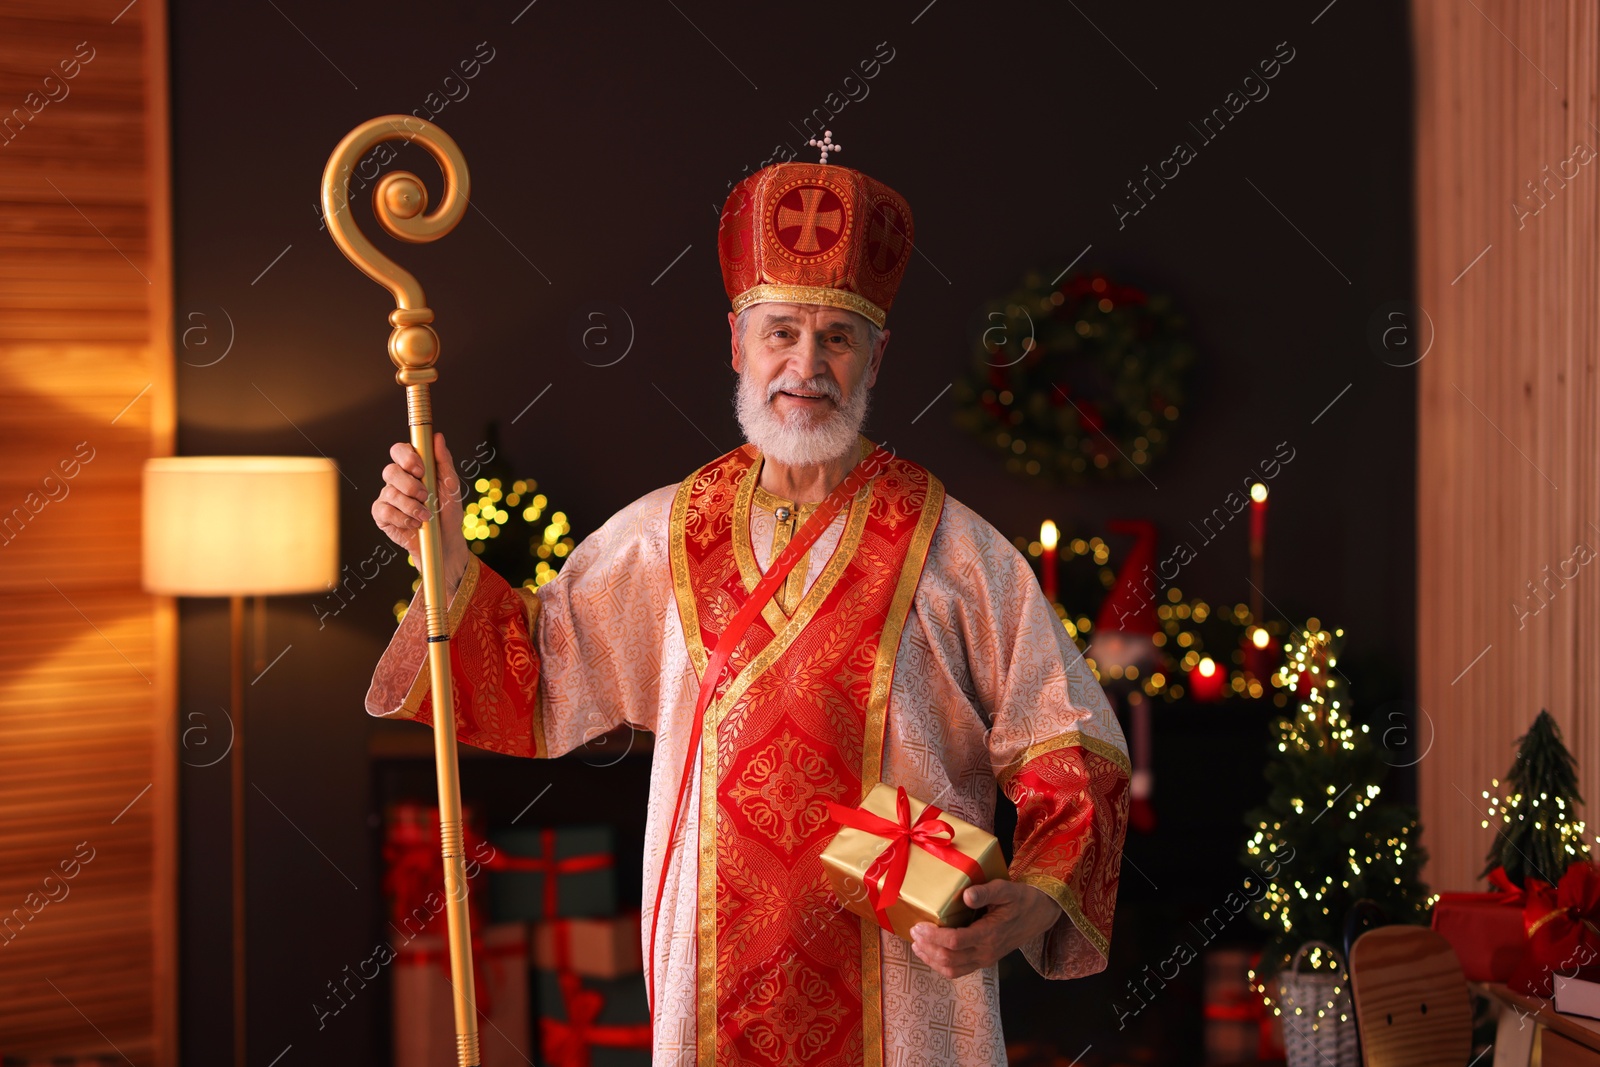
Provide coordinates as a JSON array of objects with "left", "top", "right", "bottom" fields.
[
  {"left": 866, "top": 202, "right": 908, "bottom": 272},
  {"left": 774, "top": 186, "right": 844, "bottom": 255},
  {"left": 807, "top": 129, "right": 842, "bottom": 163}
]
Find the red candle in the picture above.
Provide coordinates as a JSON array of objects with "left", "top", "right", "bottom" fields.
[
  {"left": 1249, "top": 483, "right": 1267, "bottom": 558},
  {"left": 1040, "top": 520, "right": 1059, "bottom": 603},
  {"left": 1188, "top": 656, "right": 1227, "bottom": 702},
  {"left": 1249, "top": 483, "right": 1267, "bottom": 624},
  {"left": 1242, "top": 626, "right": 1277, "bottom": 684}
]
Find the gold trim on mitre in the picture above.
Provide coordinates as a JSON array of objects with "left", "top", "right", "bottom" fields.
[{"left": 732, "top": 283, "right": 887, "bottom": 329}]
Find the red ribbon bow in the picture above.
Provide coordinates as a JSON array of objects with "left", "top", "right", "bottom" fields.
[
  {"left": 539, "top": 971, "right": 653, "bottom": 1067},
  {"left": 1484, "top": 865, "right": 1527, "bottom": 903},
  {"left": 1511, "top": 861, "right": 1600, "bottom": 996},
  {"left": 381, "top": 805, "right": 492, "bottom": 936},
  {"left": 825, "top": 786, "right": 988, "bottom": 932}
]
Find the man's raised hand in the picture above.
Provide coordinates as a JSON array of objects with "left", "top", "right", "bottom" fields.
[{"left": 372, "top": 432, "right": 471, "bottom": 593}]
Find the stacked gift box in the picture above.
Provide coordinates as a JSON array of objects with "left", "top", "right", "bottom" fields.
[
  {"left": 383, "top": 805, "right": 653, "bottom": 1067},
  {"left": 1198, "top": 946, "right": 1284, "bottom": 1064},
  {"left": 487, "top": 824, "right": 652, "bottom": 1066},
  {"left": 384, "top": 801, "right": 531, "bottom": 1067}
]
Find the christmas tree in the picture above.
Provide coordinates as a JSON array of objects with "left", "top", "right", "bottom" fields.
[
  {"left": 1241, "top": 624, "right": 1431, "bottom": 979},
  {"left": 1481, "top": 709, "right": 1589, "bottom": 887},
  {"left": 394, "top": 422, "right": 577, "bottom": 623}
]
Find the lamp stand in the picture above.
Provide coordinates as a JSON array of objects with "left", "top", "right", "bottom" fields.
[{"left": 230, "top": 593, "right": 246, "bottom": 1067}]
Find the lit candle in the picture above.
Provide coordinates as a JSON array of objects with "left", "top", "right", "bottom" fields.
[
  {"left": 1242, "top": 623, "right": 1276, "bottom": 685},
  {"left": 1249, "top": 483, "right": 1267, "bottom": 619},
  {"left": 1188, "top": 655, "right": 1226, "bottom": 702},
  {"left": 1040, "top": 520, "right": 1059, "bottom": 604}
]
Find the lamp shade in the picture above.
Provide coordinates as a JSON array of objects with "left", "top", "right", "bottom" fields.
[{"left": 142, "top": 456, "right": 340, "bottom": 596}]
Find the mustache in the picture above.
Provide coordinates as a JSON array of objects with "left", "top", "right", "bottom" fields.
[{"left": 765, "top": 373, "right": 843, "bottom": 404}]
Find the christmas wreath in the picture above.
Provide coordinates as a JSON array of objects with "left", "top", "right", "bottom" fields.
[{"left": 952, "top": 270, "right": 1195, "bottom": 482}]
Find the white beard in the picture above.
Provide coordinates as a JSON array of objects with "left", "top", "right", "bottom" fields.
[{"left": 734, "top": 363, "right": 871, "bottom": 468}]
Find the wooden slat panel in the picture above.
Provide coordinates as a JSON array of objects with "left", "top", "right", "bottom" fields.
[
  {"left": 1414, "top": 0, "right": 1600, "bottom": 893},
  {"left": 0, "top": 0, "right": 174, "bottom": 1064}
]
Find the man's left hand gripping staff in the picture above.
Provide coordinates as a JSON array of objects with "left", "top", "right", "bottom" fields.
[{"left": 374, "top": 431, "right": 473, "bottom": 596}]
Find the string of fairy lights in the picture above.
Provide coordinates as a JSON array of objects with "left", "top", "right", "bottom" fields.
[
  {"left": 1017, "top": 529, "right": 1295, "bottom": 705},
  {"left": 394, "top": 474, "right": 577, "bottom": 623},
  {"left": 1239, "top": 626, "right": 1427, "bottom": 1024},
  {"left": 1478, "top": 783, "right": 1590, "bottom": 859}
]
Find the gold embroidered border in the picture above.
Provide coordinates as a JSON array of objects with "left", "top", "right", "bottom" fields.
[
  {"left": 734, "top": 439, "right": 873, "bottom": 632},
  {"left": 696, "top": 480, "right": 872, "bottom": 1067},
  {"left": 706, "top": 485, "right": 870, "bottom": 729},
  {"left": 997, "top": 729, "right": 1133, "bottom": 788},
  {"left": 752, "top": 484, "right": 821, "bottom": 615},
  {"left": 1012, "top": 871, "right": 1110, "bottom": 959},
  {"left": 858, "top": 469, "right": 945, "bottom": 1067},
  {"left": 730, "top": 455, "right": 791, "bottom": 634},
  {"left": 698, "top": 711, "right": 718, "bottom": 1067},
  {"left": 669, "top": 457, "right": 725, "bottom": 680},
  {"left": 397, "top": 554, "right": 483, "bottom": 719},
  {"left": 731, "top": 282, "right": 887, "bottom": 328}
]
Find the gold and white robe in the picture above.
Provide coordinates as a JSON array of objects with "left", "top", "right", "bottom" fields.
[{"left": 367, "top": 440, "right": 1130, "bottom": 1066}]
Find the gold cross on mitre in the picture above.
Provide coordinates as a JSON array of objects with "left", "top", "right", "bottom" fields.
[{"left": 807, "top": 129, "right": 842, "bottom": 163}]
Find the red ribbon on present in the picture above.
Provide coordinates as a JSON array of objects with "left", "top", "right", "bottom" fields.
[
  {"left": 539, "top": 970, "right": 653, "bottom": 1067},
  {"left": 382, "top": 804, "right": 492, "bottom": 933},
  {"left": 825, "top": 786, "right": 989, "bottom": 932},
  {"left": 1485, "top": 865, "right": 1527, "bottom": 902},
  {"left": 485, "top": 827, "right": 614, "bottom": 920},
  {"left": 1512, "top": 861, "right": 1600, "bottom": 996}
]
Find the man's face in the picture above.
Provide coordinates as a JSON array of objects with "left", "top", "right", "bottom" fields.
[{"left": 729, "top": 303, "right": 887, "bottom": 426}]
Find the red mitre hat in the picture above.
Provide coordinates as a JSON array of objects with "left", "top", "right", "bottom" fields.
[{"left": 717, "top": 157, "right": 914, "bottom": 329}]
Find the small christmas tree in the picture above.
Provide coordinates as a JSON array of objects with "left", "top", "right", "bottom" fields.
[
  {"left": 1241, "top": 624, "right": 1431, "bottom": 979},
  {"left": 1481, "top": 709, "right": 1589, "bottom": 887},
  {"left": 394, "top": 422, "right": 577, "bottom": 623}
]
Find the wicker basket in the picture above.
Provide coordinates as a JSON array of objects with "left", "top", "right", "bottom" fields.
[{"left": 1276, "top": 940, "right": 1359, "bottom": 1067}]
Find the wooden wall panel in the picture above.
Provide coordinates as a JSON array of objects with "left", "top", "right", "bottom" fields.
[
  {"left": 1414, "top": 0, "right": 1600, "bottom": 891},
  {"left": 0, "top": 1, "right": 175, "bottom": 1064}
]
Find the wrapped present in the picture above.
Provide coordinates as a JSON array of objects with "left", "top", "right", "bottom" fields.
[
  {"left": 821, "top": 783, "right": 1008, "bottom": 941},
  {"left": 1511, "top": 860, "right": 1600, "bottom": 997},
  {"left": 393, "top": 921, "right": 530, "bottom": 1067},
  {"left": 1430, "top": 866, "right": 1532, "bottom": 982},
  {"left": 1201, "top": 947, "right": 1284, "bottom": 1063},
  {"left": 384, "top": 800, "right": 496, "bottom": 939},
  {"left": 537, "top": 969, "right": 652, "bottom": 1067},
  {"left": 487, "top": 825, "right": 616, "bottom": 923},
  {"left": 533, "top": 911, "right": 643, "bottom": 978}
]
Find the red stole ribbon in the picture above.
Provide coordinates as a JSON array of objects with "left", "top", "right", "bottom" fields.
[
  {"left": 646, "top": 443, "right": 896, "bottom": 1015},
  {"left": 540, "top": 971, "right": 654, "bottom": 1067},
  {"left": 825, "top": 785, "right": 989, "bottom": 931}
]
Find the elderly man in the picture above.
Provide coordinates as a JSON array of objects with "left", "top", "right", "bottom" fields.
[{"left": 367, "top": 152, "right": 1129, "bottom": 1066}]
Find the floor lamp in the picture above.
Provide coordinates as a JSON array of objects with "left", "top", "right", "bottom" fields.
[{"left": 142, "top": 456, "right": 339, "bottom": 1067}]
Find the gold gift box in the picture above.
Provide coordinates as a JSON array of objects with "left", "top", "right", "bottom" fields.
[{"left": 820, "top": 782, "right": 1009, "bottom": 941}]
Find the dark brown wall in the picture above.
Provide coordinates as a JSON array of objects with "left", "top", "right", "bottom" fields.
[{"left": 169, "top": 1, "right": 1414, "bottom": 1062}]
